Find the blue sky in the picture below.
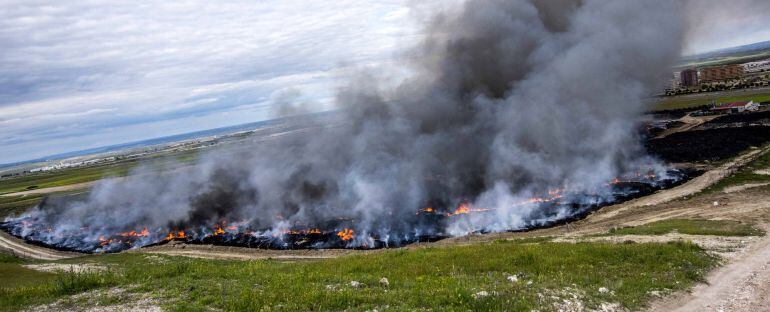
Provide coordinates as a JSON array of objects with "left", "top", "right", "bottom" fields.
[{"left": 0, "top": 0, "right": 768, "bottom": 164}]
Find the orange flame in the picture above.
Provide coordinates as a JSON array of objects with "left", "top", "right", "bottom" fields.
[
  {"left": 446, "top": 203, "right": 491, "bottom": 216},
  {"left": 119, "top": 227, "right": 149, "bottom": 237},
  {"left": 454, "top": 203, "right": 470, "bottom": 215},
  {"left": 416, "top": 207, "right": 435, "bottom": 215},
  {"left": 337, "top": 228, "right": 355, "bottom": 241},
  {"left": 164, "top": 231, "right": 187, "bottom": 241}
]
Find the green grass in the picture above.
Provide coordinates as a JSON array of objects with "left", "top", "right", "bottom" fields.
[
  {"left": 0, "top": 163, "right": 131, "bottom": 195},
  {"left": 653, "top": 92, "right": 770, "bottom": 111},
  {"left": 0, "top": 241, "right": 718, "bottom": 311},
  {"left": 607, "top": 219, "right": 764, "bottom": 237},
  {"left": 705, "top": 148, "right": 770, "bottom": 194},
  {"left": 0, "top": 194, "right": 46, "bottom": 218},
  {"left": 0, "top": 149, "right": 200, "bottom": 196},
  {"left": 0, "top": 149, "right": 203, "bottom": 218},
  {"left": 0, "top": 254, "right": 57, "bottom": 289}
]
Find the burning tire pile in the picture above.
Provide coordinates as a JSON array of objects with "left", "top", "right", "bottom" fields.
[{"left": 1, "top": 170, "right": 691, "bottom": 253}]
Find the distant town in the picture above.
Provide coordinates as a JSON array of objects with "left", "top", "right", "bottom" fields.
[{"left": 669, "top": 60, "right": 770, "bottom": 94}]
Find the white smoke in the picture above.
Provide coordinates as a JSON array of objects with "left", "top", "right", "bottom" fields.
[{"left": 8, "top": 0, "right": 698, "bottom": 250}]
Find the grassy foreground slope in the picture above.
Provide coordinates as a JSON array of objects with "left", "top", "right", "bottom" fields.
[
  {"left": 607, "top": 219, "right": 764, "bottom": 237},
  {"left": 0, "top": 254, "right": 56, "bottom": 289},
  {"left": 1, "top": 241, "right": 716, "bottom": 311}
]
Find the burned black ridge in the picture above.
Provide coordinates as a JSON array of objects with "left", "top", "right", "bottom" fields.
[{"left": 1, "top": 169, "right": 694, "bottom": 253}]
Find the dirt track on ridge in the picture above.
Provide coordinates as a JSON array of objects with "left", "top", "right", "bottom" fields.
[{"left": 0, "top": 231, "right": 79, "bottom": 260}]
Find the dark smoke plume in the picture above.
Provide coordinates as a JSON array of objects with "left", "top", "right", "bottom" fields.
[{"left": 9, "top": 0, "right": 688, "bottom": 248}]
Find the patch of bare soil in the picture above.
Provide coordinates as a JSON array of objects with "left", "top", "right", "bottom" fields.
[
  {"left": 25, "top": 287, "right": 161, "bottom": 312},
  {"left": 723, "top": 182, "right": 770, "bottom": 193},
  {"left": 23, "top": 263, "right": 107, "bottom": 274}
]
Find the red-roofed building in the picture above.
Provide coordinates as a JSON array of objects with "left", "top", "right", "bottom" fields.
[{"left": 711, "top": 101, "right": 758, "bottom": 114}]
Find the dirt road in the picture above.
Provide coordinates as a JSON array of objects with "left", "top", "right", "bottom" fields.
[
  {"left": 0, "top": 231, "right": 79, "bottom": 260},
  {"left": 650, "top": 225, "right": 770, "bottom": 312}
]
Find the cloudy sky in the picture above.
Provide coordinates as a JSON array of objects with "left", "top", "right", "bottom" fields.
[{"left": 0, "top": 0, "right": 768, "bottom": 164}]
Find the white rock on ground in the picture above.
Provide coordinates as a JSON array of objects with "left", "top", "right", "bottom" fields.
[
  {"left": 507, "top": 275, "right": 519, "bottom": 283},
  {"left": 473, "top": 291, "right": 490, "bottom": 299},
  {"left": 599, "top": 287, "right": 610, "bottom": 294},
  {"left": 350, "top": 281, "right": 362, "bottom": 288},
  {"left": 379, "top": 277, "right": 389, "bottom": 287}
]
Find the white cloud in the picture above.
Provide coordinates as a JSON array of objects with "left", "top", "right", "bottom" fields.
[
  {"left": 683, "top": 0, "right": 770, "bottom": 54},
  {"left": 0, "top": 0, "right": 425, "bottom": 163},
  {"left": 0, "top": 0, "right": 767, "bottom": 164}
]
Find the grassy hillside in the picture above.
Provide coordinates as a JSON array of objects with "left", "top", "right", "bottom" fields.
[
  {"left": 0, "top": 254, "right": 56, "bottom": 289},
  {"left": 0, "top": 149, "right": 199, "bottom": 196},
  {"left": 0, "top": 240, "right": 717, "bottom": 311}
]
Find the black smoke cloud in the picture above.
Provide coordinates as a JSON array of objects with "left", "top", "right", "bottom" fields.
[{"left": 12, "top": 0, "right": 686, "bottom": 246}]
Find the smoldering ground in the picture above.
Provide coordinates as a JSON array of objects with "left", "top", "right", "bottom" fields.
[{"left": 7, "top": 0, "right": 696, "bottom": 249}]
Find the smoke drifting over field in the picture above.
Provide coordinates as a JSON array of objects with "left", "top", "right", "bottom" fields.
[{"left": 9, "top": 0, "right": 689, "bottom": 249}]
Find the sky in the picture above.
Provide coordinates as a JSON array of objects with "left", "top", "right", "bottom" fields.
[{"left": 0, "top": 0, "right": 768, "bottom": 165}]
